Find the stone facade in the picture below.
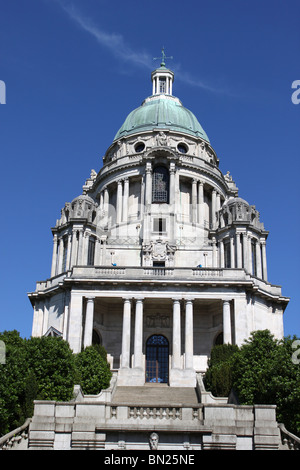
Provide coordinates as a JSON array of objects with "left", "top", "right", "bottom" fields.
[
  {"left": 1, "top": 374, "right": 287, "bottom": 450},
  {"left": 28, "top": 63, "right": 288, "bottom": 388},
  {"left": 22, "top": 62, "right": 291, "bottom": 450}
]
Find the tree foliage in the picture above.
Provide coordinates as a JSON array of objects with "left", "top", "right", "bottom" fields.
[
  {"left": 0, "top": 331, "right": 111, "bottom": 436},
  {"left": 204, "top": 344, "right": 238, "bottom": 397},
  {"left": 204, "top": 330, "right": 300, "bottom": 436},
  {"left": 74, "top": 346, "right": 112, "bottom": 395}
]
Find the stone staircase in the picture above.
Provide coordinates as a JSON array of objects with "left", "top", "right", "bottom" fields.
[{"left": 112, "top": 385, "right": 200, "bottom": 406}]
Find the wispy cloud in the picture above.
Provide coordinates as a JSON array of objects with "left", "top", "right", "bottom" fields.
[
  {"left": 56, "top": 1, "right": 153, "bottom": 70},
  {"left": 55, "top": 1, "right": 228, "bottom": 94}
]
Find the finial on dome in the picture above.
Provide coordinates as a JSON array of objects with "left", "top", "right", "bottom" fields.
[{"left": 153, "top": 47, "right": 173, "bottom": 68}]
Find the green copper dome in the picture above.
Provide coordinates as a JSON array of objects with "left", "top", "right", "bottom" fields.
[{"left": 113, "top": 96, "right": 210, "bottom": 142}]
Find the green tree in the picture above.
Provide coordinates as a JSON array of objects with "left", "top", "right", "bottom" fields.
[
  {"left": 231, "top": 330, "right": 300, "bottom": 435},
  {"left": 74, "top": 346, "right": 112, "bottom": 395},
  {"left": 0, "top": 331, "right": 28, "bottom": 435},
  {"left": 25, "top": 336, "right": 77, "bottom": 402},
  {"left": 0, "top": 332, "right": 113, "bottom": 437},
  {"left": 204, "top": 330, "right": 300, "bottom": 436},
  {"left": 204, "top": 343, "right": 238, "bottom": 397}
]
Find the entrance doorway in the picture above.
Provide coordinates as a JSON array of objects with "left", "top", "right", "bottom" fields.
[{"left": 146, "top": 335, "right": 169, "bottom": 383}]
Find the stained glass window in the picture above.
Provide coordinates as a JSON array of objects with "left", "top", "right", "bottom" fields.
[{"left": 152, "top": 166, "right": 169, "bottom": 203}]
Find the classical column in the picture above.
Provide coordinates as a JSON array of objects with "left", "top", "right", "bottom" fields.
[
  {"left": 172, "top": 298, "right": 181, "bottom": 370},
  {"left": 219, "top": 239, "right": 224, "bottom": 268},
  {"left": 83, "top": 232, "right": 89, "bottom": 265},
  {"left": 122, "top": 177, "right": 129, "bottom": 223},
  {"left": 133, "top": 298, "right": 144, "bottom": 369},
  {"left": 99, "top": 191, "right": 104, "bottom": 213},
  {"left": 77, "top": 229, "right": 84, "bottom": 265},
  {"left": 185, "top": 299, "right": 194, "bottom": 370},
  {"left": 145, "top": 162, "right": 152, "bottom": 207},
  {"left": 216, "top": 192, "right": 221, "bottom": 213},
  {"left": 51, "top": 234, "right": 58, "bottom": 277},
  {"left": 198, "top": 181, "right": 204, "bottom": 227},
  {"left": 42, "top": 298, "right": 50, "bottom": 335},
  {"left": 192, "top": 179, "right": 198, "bottom": 223},
  {"left": 83, "top": 297, "right": 95, "bottom": 349},
  {"left": 223, "top": 300, "right": 232, "bottom": 344},
  {"left": 230, "top": 235, "right": 235, "bottom": 268},
  {"left": 247, "top": 235, "right": 252, "bottom": 273},
  {"left": 242, "top": 232, "right": 248, "bottom": 270},
  {"left": 256, "top": 241, "right": 262, "bottom": 279},
  {"left": 117, "top": 179, "right": 123, "bottom": 224},
  {"left": 261, "top": 241, "right": 268, "bottom": 281},
  {"left": 212, "top": 237, "right": 217, "bottom": 267},
  {"left": 71, "top": 229, "right": 78, "bottom": 267},
  {"left": 121, "top": 298, "right": 132, "bottom": 369},
  {"left": 103, "top": 187, "right": 109, "bottom": 215},
  {"left": 66, "top": 233, "right": 72, "bottom": 270},
  {"left": 140, "top": 175, "right": 145, "bottom": 219},
  {"left": 94, "top": 238, "right": 101, "bottom": 265},
  {"left": 62, "top": 291, "right": 70, "bottom": 340},
  {"left": 236, "top": 233, "right": 242, "bottom": 268},
  {"left": 211, "top": 189, "right": 217, "bottom": 228},
  {"left": 169, "top": 163, "right": 176, "bottom": 206},
  {"left": 32, "top": 300, "right": 44, "bottom": 337},
  {"left": 67, "top": 293, "right": 84, "bottom": 353},
  {"left": 57, "top": 237, "right": 64, "bottom": 274}
]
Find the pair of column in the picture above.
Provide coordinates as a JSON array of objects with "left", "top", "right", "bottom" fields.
[
  {"left": 121, "top": 298, "right": 144, "bottom": 370},
  {"left": 172, "top": 298, "right": 194, "bottom": 371},
  {"left": 121, "top": 298, "right": 194, "bottom": 371}
]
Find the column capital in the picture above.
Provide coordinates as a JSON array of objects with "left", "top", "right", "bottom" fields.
[
  {"left": 85, "top": 296, "right": 95, "bottom": 302},
  {"left": 184, "top": 297, "right": 194, "bottom": 303}
]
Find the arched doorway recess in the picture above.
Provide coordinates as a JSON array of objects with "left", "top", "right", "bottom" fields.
[{"left": 146, "top": 335, "right": 169, "bottom": 383}]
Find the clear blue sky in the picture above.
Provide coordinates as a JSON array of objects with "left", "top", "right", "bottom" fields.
[{"left": 0, "top": 0, "right": 299, "bottom": 339}]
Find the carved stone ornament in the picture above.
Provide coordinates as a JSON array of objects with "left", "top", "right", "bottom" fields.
[
  {"left": 156, "top": 131, "right": 167, "bottom": 146},
  {"left": 149, "top": 432, "right": 159, "bottom": 450}
]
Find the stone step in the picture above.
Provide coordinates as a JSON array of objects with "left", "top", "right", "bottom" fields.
[{"left": 112, "top": 386, "right": 199, "bottom": 406}]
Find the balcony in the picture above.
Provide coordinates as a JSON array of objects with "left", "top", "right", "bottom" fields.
[{"left": 30, "top": 265, "right": 285, "bottom": 303}]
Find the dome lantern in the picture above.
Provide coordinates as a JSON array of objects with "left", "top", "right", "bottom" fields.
[{"left": 151, "top": 47, "right": 174, "bottom": 96}]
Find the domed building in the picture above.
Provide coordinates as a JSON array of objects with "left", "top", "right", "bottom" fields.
[{"left": 25, "top": 58, "right": 290, "bottom": 450}]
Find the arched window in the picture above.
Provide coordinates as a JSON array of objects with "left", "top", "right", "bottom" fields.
[
  {"left": 152, "top": 166, "right": 169, "bottom": 203},
  {"left": 87, "top": 236, "right": 96, "bottom": 266},
  {"left": 214, "top": 332, "right": 223, "bottom": 346},
  {"left": 92, "top": 329, "right": 102, "bottom": 345},
  {"left": 146, "top": 335, "right": 169, "bottom": 383}
]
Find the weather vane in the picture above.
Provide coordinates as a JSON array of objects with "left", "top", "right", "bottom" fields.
[{"left": 153, "top": 47, "right": 173, "bottom": 67}]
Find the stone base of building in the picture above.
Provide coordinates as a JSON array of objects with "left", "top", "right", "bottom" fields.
[
  {"left": 0, "top": 373, "right": 285, "bottom": 451},
  {"left": 117, "top": 367, "right": 145, "bottom": 386},
  {"left": 169, "top": 368, "right": 196, "bottom": 387}
]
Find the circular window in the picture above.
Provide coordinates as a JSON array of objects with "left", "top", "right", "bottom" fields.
[
  {"left": 177, "top": 143, "right": 188, "bottom": 154},
  {"left": 135, "top": 142, "right": 145, "bottom": 153}
]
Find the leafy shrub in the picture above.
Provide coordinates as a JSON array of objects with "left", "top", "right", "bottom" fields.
[
  {"left": 74, "top": 346, "right": 112, "bottom": 395},
  {"left": 0, "top": 332, "right": 111, "bottom": 436}
]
